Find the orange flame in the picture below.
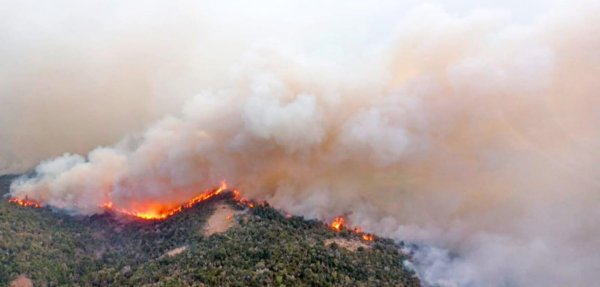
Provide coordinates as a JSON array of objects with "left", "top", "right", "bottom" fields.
[
  {"left": 101, "top": 181, "right": 258, "bottom": 220},
  {"left": 104, "top": 181, "right": 230, "bottom": 220},
  {"left": 330, "top": 216, "right": 345, "bottom": 232},
  {"left": 8, "top": 197, "right": 41, "bottom": 208},
  {"left": 233, "top": 189, "right": 255, "bottom": 208},
  {"left": 362, "top": 233, "right": 374, "bottom": 241},
  {"left": 330, "top": 215, "right": 375, "bottom": 242},
  {"left": 8, "top": 181, "right": 257, "bottom": 221}
]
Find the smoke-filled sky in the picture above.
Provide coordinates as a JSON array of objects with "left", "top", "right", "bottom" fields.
[{"left": 2, "top": 1, "right": 600, "bottom": 286}]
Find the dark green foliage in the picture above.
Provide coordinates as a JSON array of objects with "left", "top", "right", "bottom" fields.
[{"left": 0, "top": 175, "right": 420, "bottom": 286}]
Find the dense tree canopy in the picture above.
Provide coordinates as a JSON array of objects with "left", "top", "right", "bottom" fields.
[{"left": 0, "top": 175, "right": 420, "bottom": 286}]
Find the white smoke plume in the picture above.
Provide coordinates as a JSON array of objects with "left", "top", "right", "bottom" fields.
[{"left": 3, "top": 1, "right": 600, "bottom": 286}]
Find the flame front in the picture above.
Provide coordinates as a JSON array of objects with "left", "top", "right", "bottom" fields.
[
  {"left": 330, "top": 216, "right": 375, "bottom": 242},
  {"left": 8, "top": 197, "right": 41, "bottom": 208},
  {"left": 233, "top": 189, "right": 255, "bottom": 208},
  {"left": 8, "top": 186, "right": 374, "bottom": 241},
  {"left": 104, "top": 181, "right": 230, "bottom": 220},
  {"left": 8, "top": 181, "right": 260, "bottom": 221}
]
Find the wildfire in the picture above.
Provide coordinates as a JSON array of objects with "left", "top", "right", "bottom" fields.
[
  {"left": 330, "top": 216, "right": 345, "bottom": 232},
  {"left": 9, "top": 184, "right": 373, "bottom": 242},
  {"left": 232, "top": 189, "right": 255, "bottom": 208},
  {"left": 329, "top": 216, "right": 375, "bottom": 242},
  {"left": 8, "top": 181, "right": 258, "bottom": 221},
  {"left": 8, "top": 197, "right": 41, "bottom": 208},
  {"left": 103, "top": 182, "right": 232, "bottom": 220},
  {"left": 362, "top": 234, "right": 374, "bottom": 241}
]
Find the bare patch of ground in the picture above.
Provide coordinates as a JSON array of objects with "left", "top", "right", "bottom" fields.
[
  {"left": 203, "top": 204, "right": 242, "bottom": 236},
  {"left": 157, "top": 246, "right": 188, "bottom": 260},
  {"left": 165, "top": 246, "right": 188, "bottom": 257},
  {"left": 324, "top": 238, "right": 369, "bottom": 252},
  {"left": 10, "top": 275, "right": 33, "bottom": 287}
]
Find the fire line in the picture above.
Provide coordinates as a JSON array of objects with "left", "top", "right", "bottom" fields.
[{"left": 329, "top": 216, "right": 375, "bottom": 242}]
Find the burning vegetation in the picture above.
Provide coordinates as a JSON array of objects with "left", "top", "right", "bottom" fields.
[
  {"left": 8, "top": 197, "right": 41, "bottom": 208},
  {"left": 8, "top": 184, "right": 375, "bottom": 243},
  {"left": 100, "top": 182, "right": 233, "bottom": 220},
  {"left": 330, "top": 216, "right": 375, "bottom": 242},
  {"left": 330, "top": 216, "right": 345, "bottom": 232},
  {"left": 8, "top": 181, "right": 258, "bottom": 221},
  {"left": 1, "top": 174, "right": 420, "bottom": 287}
]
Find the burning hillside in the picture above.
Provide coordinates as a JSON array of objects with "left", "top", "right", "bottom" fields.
[
  {"left": 329, "top": 216, "right": 375, "bottom": 242},
  {"left": 8, "top": 181, "right": 377, "bottom": 243},
  {"left": 1, "top": 175, "right": 420, "bottom": 286},
  {"left": 7, "top": 197, "right": 40, "bottom": 208},
  {"left": 99, "top": 182, "right": 235, "bottom": 220},
  {"left": 6, "top": 181, "right": 244, "bottom": 221},
  {"left": 8, "top": 183, "right": 235, "bottom": 220}
]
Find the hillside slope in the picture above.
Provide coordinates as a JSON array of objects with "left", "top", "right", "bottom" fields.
[{"left": 0, "top": 175, "right": 420, "bottom": 286}]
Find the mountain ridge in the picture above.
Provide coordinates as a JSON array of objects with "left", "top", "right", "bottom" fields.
[{"left": 1, "top": 175, "right": 420, "bottom": 286}]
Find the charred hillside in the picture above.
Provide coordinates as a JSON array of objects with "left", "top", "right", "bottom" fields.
[{"left": 0, "top": 175, "right": 420, "bottom": 286}]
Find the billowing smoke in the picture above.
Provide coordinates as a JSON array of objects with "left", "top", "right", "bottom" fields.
[{"left": 3, "top": 1, "right": 600, "bottom": 286}]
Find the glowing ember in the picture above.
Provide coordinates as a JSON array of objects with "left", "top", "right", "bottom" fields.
[
  {"left": 8, "top": 197, "right": 41, "bottom": 208},
  {"left": 330, "top": 216, "right": 345, "bottom": 232},
  {"left": 101, "top": 202, "right": 113, "bottom": 209},
  {"left": 362, "top": 234, "right": 374, "bottom": 241}
]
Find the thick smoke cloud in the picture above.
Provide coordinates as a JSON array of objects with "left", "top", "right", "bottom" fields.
[
  {"left": 0, "top": 0, "right": 249, "bottom": 173},
  {"left": 4, "top": 1, "right": 600, "bottom": 286}
]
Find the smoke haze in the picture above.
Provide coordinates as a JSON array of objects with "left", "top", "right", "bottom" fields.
[{"left": 3, "top": 1, "right": 600, "bottom": 286}]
